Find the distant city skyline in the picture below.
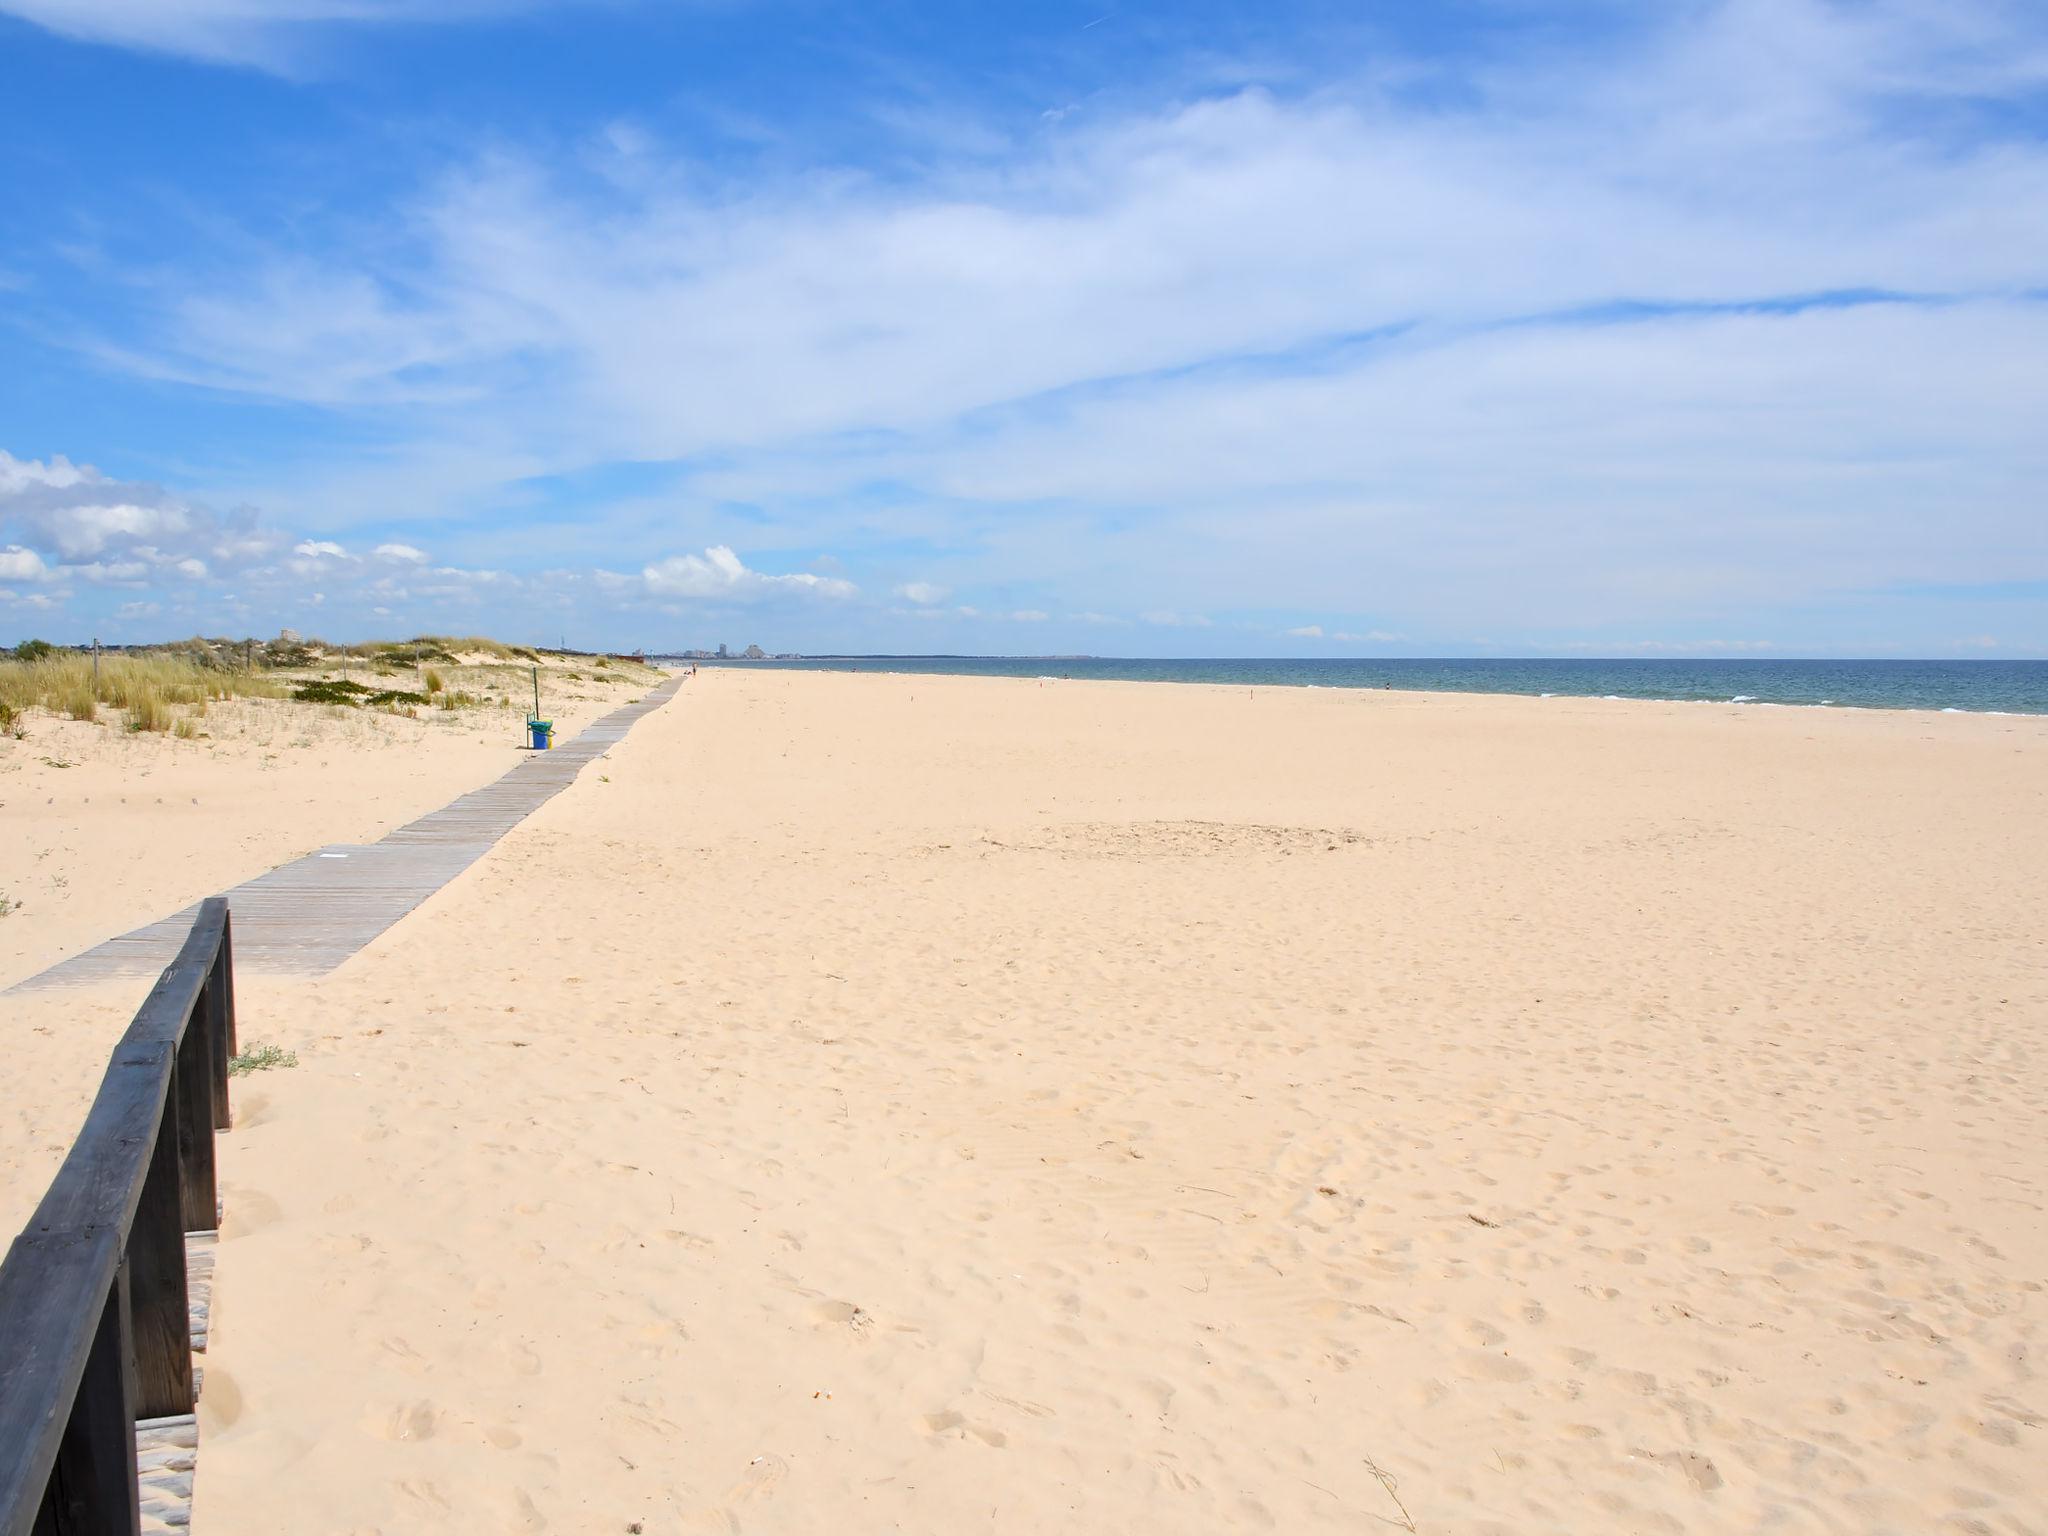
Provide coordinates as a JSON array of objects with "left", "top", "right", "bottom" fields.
[{"left": 2, "top": 1, "right": 2045, "bottom": 657}]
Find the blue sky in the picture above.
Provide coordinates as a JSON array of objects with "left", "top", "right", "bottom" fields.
[{"left": 2, "top": 0, "right": 2045, "bottom": 656}]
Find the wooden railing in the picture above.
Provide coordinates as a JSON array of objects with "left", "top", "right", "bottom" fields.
[{"left": 0, "top": 898, "right": 236, "bottom": 1535}]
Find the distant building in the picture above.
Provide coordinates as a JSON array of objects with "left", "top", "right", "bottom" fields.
[
  {"left": 742, "top": 644, "right": 766, "bottom": 659},
  {"left": 717, "top": 643, "right": 729, "bottom": 658}
]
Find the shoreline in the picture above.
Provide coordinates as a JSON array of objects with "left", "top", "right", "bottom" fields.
[{"left": 662, "top": 655, "right": 2048, "bottom": 718}]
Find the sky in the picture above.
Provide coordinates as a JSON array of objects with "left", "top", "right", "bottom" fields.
[{"left": 1, "top": 0, "right": 2045, "bottom": 657}]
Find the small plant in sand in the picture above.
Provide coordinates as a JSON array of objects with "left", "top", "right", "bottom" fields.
[
  {"left": 173, "top": 716, "right": 202, "bottom": 740},
  {"left": 127, "top": 687, "right": 173, "bottom": 733},
  {"left": 422, "top": 666, "right": 446, "bottom": 694},
  {"left": 0, "top": 893, "right": 16, "bottom": 917},
  {"left": 229, "top": 1041, "right": 297, "bottom": 1075}
]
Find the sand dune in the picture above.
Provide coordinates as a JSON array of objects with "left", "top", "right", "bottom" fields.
[{"left": 15, "top": 668, "right": 2048, "bottom": 1532}]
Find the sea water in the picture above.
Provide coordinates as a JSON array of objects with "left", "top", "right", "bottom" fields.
[{"left": 665, "top": 656, "right": 2048, "bottom": 715}]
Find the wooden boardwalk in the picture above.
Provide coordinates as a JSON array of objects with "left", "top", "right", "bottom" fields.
[{"left": 8, "top": 677, "right": 682, "bottom": 995}]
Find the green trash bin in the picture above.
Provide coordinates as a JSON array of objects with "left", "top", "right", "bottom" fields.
[{"left": 528, "top": 719, "right": 553, "bottom": 750}]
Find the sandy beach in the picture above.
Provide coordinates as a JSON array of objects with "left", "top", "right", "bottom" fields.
[{"left": 7, "top": 668, "right": 2046, "bottom": 1533}]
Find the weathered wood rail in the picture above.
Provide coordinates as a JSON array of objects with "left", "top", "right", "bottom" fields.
[{"left": 0, "top": 899, "right": 236, "bottom": 1534}]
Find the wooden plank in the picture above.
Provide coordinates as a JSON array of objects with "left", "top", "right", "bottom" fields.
[{"left": 135, "top": 1414, "right": 196, "bottom": 1536}]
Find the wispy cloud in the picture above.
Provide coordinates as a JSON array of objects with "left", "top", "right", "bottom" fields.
[{"left": 0, "top": 0, "right": 572, "bottom": 69}]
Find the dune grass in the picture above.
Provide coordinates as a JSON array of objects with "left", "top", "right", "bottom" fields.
[
  {"left": 1, "top": 636, "right": 661, "bottom": 739},
  {"left": 127, "top": 688, "right": 173, "bottom": 733},
  {"left": 0, "top": 649, "right": 286, "bottom": 728}
]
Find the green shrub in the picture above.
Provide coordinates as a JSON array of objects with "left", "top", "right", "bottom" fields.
[
  {"left": 13, "top": 639, "right": 55, "bottom": 663},
  {"left": 291, "top": 679, "right": 371, "bottom": 705},
  {"left": 229, "top": 1041, "right": 297, "bottom": 1074}
]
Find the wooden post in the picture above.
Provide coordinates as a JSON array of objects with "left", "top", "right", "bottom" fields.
[
  {"left": 128, "top": 1081, "right": 192, "bottom": 1420},
  {"left": 34, "top": 1262, "right": 139, "bottom": 1535},
  {"left": 90, "top": 639, "right": 99, "bottom": 694},
  {"left": 531, "top": 665, "right": 540, "bottom": 723},
  {"left": 174, "top": 1005, "right": 217, "bottom": 1232},
  {"left": 207, "top": 922, "right": 235, "bottom": 1131}
]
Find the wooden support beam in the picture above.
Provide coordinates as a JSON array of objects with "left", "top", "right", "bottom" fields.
[
  {"left": 127, "top": 1089, "right": 191, "bottom": 1421},
  {"left": 32, "top": 1263, "right": 139, "bottom": 1536},
  {"left": 173, "top": 1019, "right": 216, "bottom": 1234}
]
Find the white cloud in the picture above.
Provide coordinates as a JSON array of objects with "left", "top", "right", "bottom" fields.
[
  {"left": 70, "top": 560, "right": 149, "bottom": 585},
  {"left": 642, "top": 545, "right": 856, "bottom": 602},
  {"left": 0, "top": 0, "right": 562, "bottom": 69},
  {"left": 293, "top": 540, "right": 349, "bottom": 559},
  {"left": 0, "top": 546, "right": 49, "bottom": 582},
  {"left": 0, "top": 451, "right": 89, "bottom": 496},
  {"left": 374, "top": 542, "right": 427, "bottom": 563},
  {"left": 1286, "top": 624, "right": 1324, "bottom": 638},
  {"left": 894, "top": 581, "right": 948, "bottom": 604},
  {"left": 1009, "top": 609, "right": 1049, "bottom": 622}
]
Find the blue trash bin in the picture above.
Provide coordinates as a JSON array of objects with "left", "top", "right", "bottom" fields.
[{"left": 528, "top": 719, "right": 553, "bottom": 750}]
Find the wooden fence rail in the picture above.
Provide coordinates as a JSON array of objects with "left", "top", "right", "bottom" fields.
[{"left": 0, "top": 898, "right": 236, "bottom": 1535}]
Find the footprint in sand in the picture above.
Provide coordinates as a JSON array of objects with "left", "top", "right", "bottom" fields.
[
  {"left": 680, "top": 1453, "right": 790, "bottom": 1532},
  {"left": 361, "top": 1401, "right": 439, "bottom": 1442},
  {"left": 920, "top": 1410, "right": 1008, "bottom": 1447},
  {"left": 810, "top": 1299, "right": 876, "bottom": 1338},
  {"left": 218, "top": 1187, "right": 281, "bottom": 1238}
]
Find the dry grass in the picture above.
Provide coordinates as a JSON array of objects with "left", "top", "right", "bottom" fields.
[
  {"left": 414, "top": 634, "right": 540, "bottom": 662},
  {"left": 0, "top": 639, "right": 664, "bottom": 742},
  {"left": 127, "top": 688, "right": 173, "bottom": 733},
  {"left": 0, "top": 649, "right": 285, "bottom": 731}
]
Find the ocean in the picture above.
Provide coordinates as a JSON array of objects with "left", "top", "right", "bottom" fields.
[{"left": 660, "top": 656, "right": 2048, "bottom": 715}]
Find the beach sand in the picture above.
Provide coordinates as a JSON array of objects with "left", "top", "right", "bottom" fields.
[{"left": 12, "top": 668, "right": 2048, "bottom": 1532}]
